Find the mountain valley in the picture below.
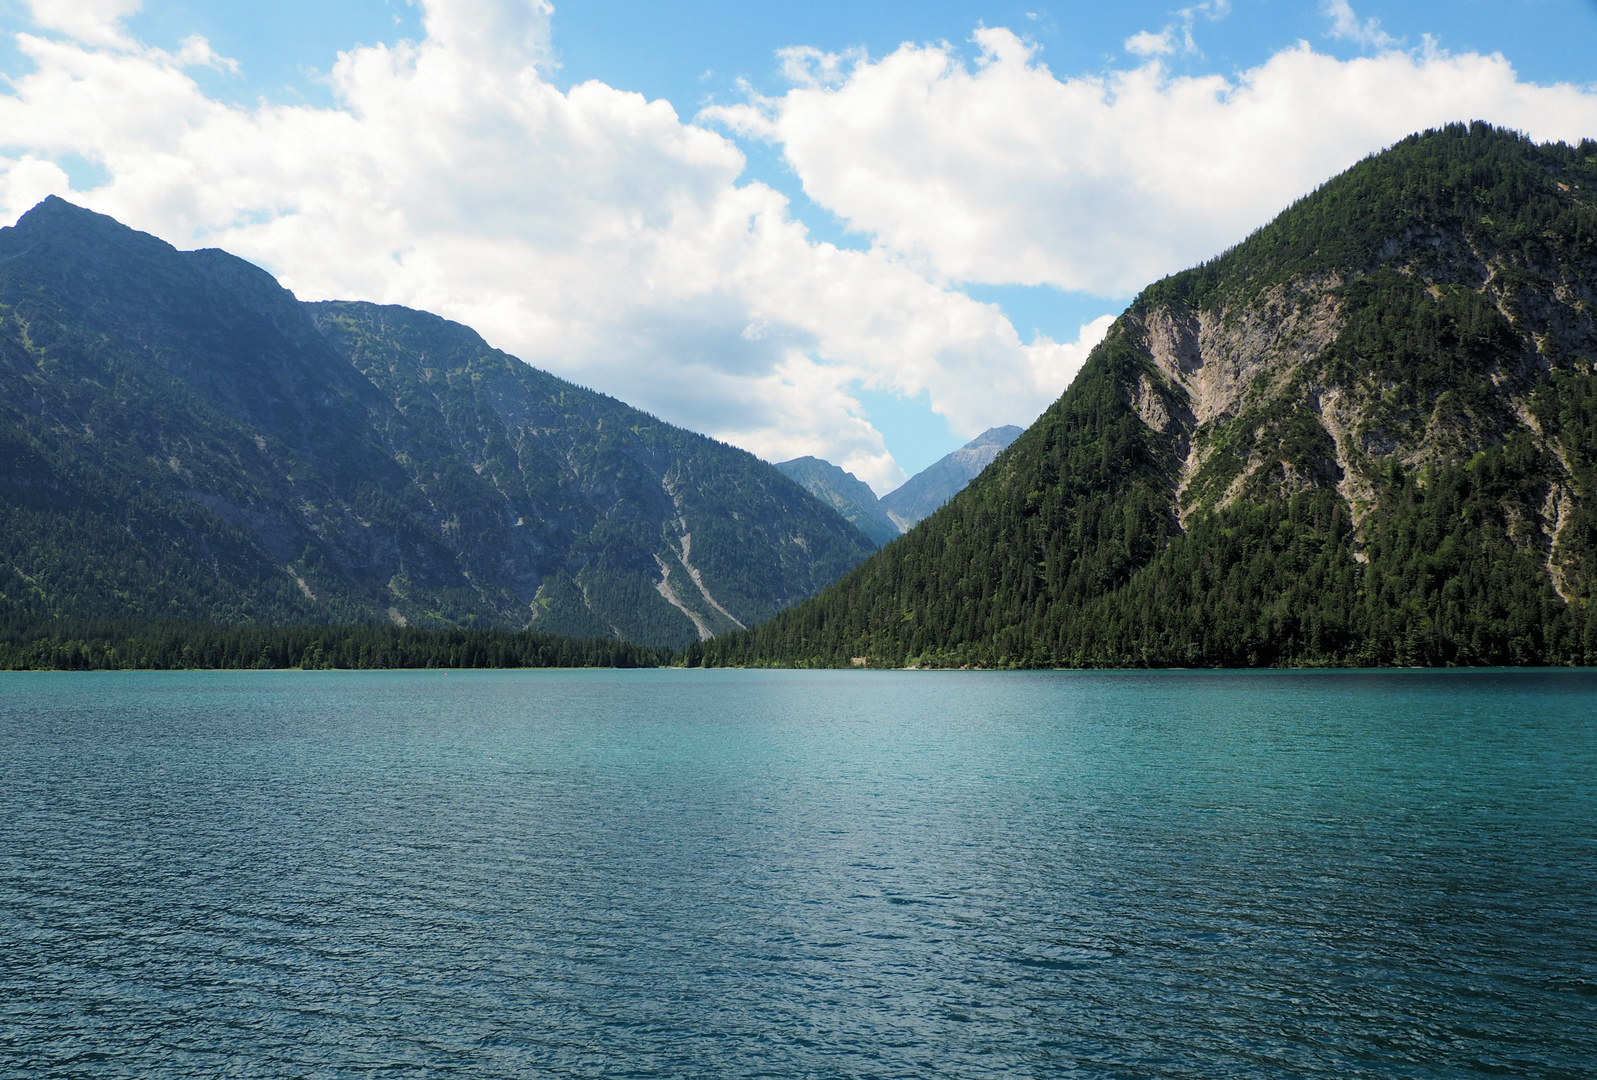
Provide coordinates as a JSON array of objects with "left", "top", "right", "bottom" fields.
[
  {"left": 8, "top": 125, "right": 1597, "bottom": 669},
  {"left": 776, "top": 425, "right": 1024, "bottom": 549}
]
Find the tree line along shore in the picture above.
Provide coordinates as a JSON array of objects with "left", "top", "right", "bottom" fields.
[{"left": 0, "top": 618, "right": 667, "bottom": 671}]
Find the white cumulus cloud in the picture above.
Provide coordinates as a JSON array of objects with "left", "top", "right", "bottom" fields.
[
  {"left": 24, "top": 0, "right": 142, "bottom": 48},
  {"left": 1323, "top": 0, "right": 1398, "bottom": 51},
  {"left": 1125, "top": 30, "right": 1176, "bottom": 57},
  {"left": 704, "top": 28, "right": 1597, "bottom": 296},
  {"left": 776, "top": 45, "right": 864, "bottom": 88}
]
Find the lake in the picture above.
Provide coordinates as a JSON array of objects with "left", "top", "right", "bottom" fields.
[{"left": 1, "top": 669, "right": 1594, "bottom": 1077}]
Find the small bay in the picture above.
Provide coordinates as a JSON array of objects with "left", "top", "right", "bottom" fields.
[{"left": 1, "top": 669, "right": 1593, "bottom": 1077}]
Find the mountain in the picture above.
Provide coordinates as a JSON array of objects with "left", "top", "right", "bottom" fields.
[
  {"left": 776, "top": 426, "right": 1025, "bottom": 545},
  {"left": 0, "top": 197, "right": 874, "bottom": 647},
  {"left": 878, "top": 426, "right": 1024, "bottom": 531},
  {"left": 695, "top": 123, "right": 1597, "bottom": 668},
  {"left": 774, "top": 456, "right": 901, "bottom": 547}
]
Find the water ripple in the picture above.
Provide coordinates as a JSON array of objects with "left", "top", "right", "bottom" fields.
[{"left": 1, "top": 669, "right": 1594, "bottom": 1077}]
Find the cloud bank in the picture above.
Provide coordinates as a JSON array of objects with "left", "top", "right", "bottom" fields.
[
  {"left": 706, "top": 27, "right": 1597, "bottom": 295},
  {"left": 2, "top": 0, "right": 1595, "bottom": 491}
]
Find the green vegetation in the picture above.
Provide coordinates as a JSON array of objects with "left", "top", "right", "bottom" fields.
[
  {"left": 9, "top": 125, "right": 1595, "bottom": 670},
  {"left": 0, "top": 615, "right": 665, "bottom": 671},
  {"left": 774, "top": 456, "right": 901, "bottom": 547},
  {"left": 692, "top": 124, "right": 1597, "bottom": 668},
  {"left": 0, "top": 199, "right": 871, "bottom": 650},
  {"left": 312, "top": 301, "right": 873, "bottom": 640}
]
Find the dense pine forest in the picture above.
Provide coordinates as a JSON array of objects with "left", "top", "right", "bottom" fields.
[
  {"left": 0, "top": 616, "right": 666, "bottom": 671},
  {"left": 691, "top": 124, "right": 1597, "bottom": 668}
]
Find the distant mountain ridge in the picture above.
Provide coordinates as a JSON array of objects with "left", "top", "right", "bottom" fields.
[
  {"left": 776, "top": 425, "right": 1023, "bottom": 548},
  {"left": 879, "top": 426, "right": 1024, "bottom": 531},
  {"left": 0, "top": 197, "right": 874, "bottom": 647},
  {"left": 700, "top": 124, "right": 1597, "bottom": 668},
  {"left": 773, "top": 457, "right": 900, "bottom": 546}
]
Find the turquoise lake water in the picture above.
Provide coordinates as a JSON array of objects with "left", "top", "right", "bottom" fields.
[{"left": 1, "top": 669, "right": 1594, "bottom": 1077}]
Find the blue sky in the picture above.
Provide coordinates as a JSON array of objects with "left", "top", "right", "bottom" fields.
[
  {"left": 104, "top": 2, "right": 1597, "bottom": 105},
  {"left": 1, "top": 0, "right": 1594, "bottom": 485}
]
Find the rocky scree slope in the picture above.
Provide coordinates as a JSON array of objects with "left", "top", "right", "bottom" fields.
[
  {"left": 0, "top": 198, "right": 873, "bottom": 647},
  {"left": 696, "top": 124, "right": 1597, "bottom": 667}
]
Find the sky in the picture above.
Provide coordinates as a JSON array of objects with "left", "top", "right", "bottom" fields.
[{"left": 1, "top": 1, "right": 1595, "bottom": 491}]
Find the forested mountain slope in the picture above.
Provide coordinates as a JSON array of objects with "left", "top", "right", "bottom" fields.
[
  {"left": 775, "top": 456, "right": 901, "bottom": 547},
  {"left": 0, "top": 198, "right": 872, "bottom": 647},
  {"left": 697, "top": 124, "right": 1597, "bottom": 667}
]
